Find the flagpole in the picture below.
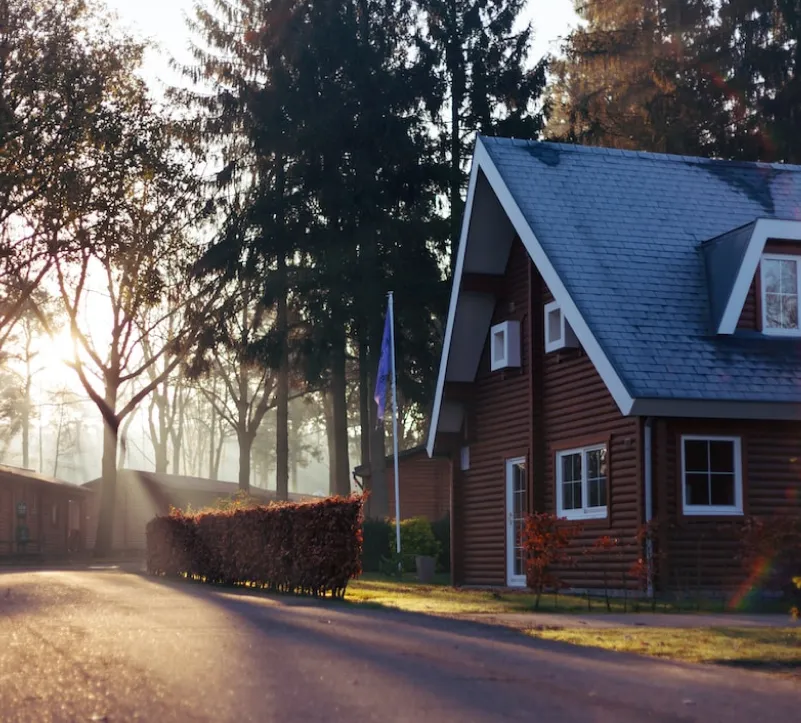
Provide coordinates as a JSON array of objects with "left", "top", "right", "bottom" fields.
[{"left": 388, "top": 291, "right": 402, "bottom": 555}]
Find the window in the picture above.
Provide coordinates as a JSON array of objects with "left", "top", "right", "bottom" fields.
[
  {"left": 459, "top": 445, "right": 470, "bottom": 471},
  {"left": 555, "top": 445, "right": 608, "bottom": 520},
  {"left": 51, "top": 503, "right": 59, "bottom": 527},
  {"left": 761, "top": 254, "right": 801, "bottom": 334},
  {"left": 681, "top": 436, "right": 743, "bottom": 516},
  {"left": 489, "top": 320, "right": 521, "bottom": 371},
  {"left": 544, "top": 301, "right": 578, "bottom": 353}
]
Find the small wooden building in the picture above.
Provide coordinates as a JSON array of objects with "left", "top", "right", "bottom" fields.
[
  {"left": 354, "top": 446, "right": 450, "bottom": 522},
  {"left": 0, "top": 465, "right": 91, "bottom": 558},
  {"left": 385, "top": 447, "right": 450, "bottom": 522},
  {"left": 82, "top": 469, "right": 315, "bottom": 552}
]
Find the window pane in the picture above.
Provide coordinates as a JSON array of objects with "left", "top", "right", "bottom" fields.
[
  {"left": 588, "top": 477, "right": 607, "bottom": 508},
  {"left": 709, "top": 441, "right": 734, "bottom": 473},
  {"left": 783, "top": 294, "right": 799, "bottom": 329},
  {"left": 563, "top": 481, "right": 581, "bottom": 511},
  {"left": 548, "top": 307, "right": 561, "bottom": 343},
  {"left": 685, "top": 473, "right": 710, "bottom": 506},
  {"left": 710, "top": 474, "right": 735, "bottom": 506},
  {"left": 765, "top": 292, "right": 783, "bottom": 327},
  {"left": 763, "top": 259, "right": 781, "bottom": 293},
  {"left": 781, "top": 259, "right": 797, "bottom": 292},
  {"left": 684, "top": 440, "right": 708, "bottom": 472},
  {"left": 561, "top": 453, "right": 581, "bottom": 483}
]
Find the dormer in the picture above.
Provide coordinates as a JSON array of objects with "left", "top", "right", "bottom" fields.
[{"left": 703, "top": 219, "right": 801, "bottom": 335}]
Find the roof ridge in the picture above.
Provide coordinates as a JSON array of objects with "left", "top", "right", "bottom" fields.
[{"left": 477, "top": 135, "right": 801, "bottom": 173}]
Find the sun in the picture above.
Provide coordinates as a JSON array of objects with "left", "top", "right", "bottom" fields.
[{"left": 35, "top": 327, "right": 80, "bottom": 393}]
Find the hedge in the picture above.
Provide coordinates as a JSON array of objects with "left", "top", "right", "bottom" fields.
[{"left": 146, "top": 495, "right": 364, "bottom": 598}]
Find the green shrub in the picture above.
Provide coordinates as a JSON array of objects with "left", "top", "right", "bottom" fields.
[
  {"left": 392, "top": 516, "right": 440, "bottom": 572},
  {"left": 146, "top": 496, "right": 364, "bottom": 598},
  {"left": 362, "top": 518, "right": 392, "bottom": 572},
  {"left": 431, "top": 514, "right": 450, "bottom": 572}
]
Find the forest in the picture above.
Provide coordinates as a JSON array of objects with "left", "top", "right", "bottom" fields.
[{"left": 0, "top": 0, "right": 797, "bottom": 553}]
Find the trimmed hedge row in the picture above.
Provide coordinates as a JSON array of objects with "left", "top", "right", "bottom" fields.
[{"left": 146, "top": 495, "right": 364, "bottom": 598}]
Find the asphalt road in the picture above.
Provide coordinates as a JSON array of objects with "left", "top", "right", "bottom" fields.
[{"left": 0, "top": 569, "right": 799, "bottom": 722}]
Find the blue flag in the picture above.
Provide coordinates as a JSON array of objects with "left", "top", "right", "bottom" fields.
[{"left": 374, "top": 304, "right": 392, "bottom": 422}]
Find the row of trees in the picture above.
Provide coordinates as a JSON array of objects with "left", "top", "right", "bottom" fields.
[{"left": 2, "top": 0, "right": 797, "bottom": 553}]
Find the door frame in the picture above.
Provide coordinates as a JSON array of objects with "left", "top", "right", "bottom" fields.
[{"left": 505, "top": 456, "right": 527, "bottom": 587}]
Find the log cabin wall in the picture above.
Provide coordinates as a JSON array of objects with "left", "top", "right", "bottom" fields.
[
  {"left": 386, "top": 453, "right": 450, "bottom": 522},
  {"left": 455, "top": 237, "right": 643, "bottom": 588},
  {"left": 657, "top": 418, "right": 801, "bottom": 594}
]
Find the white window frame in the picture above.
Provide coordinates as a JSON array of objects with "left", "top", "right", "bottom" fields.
[
  {"left": 555, "top": 444, "right": 608, "bottom": 521},
  {"left": 760, "top": 253, "right": 801, "bottom": 336},
  {"left": 681, "top": 435, "right": 744, "bottom": 516},
  {"left": 489, "top": 320, "right": 521, "bottom": 371},
  {"left": 505, "top": 456, "right": 528, "bottom": 587},
  {"left": 544, "top": 300, "right": 565, "bottom": 353}
]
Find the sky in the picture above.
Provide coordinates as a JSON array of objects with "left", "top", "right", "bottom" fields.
[{"left": 105, "top": 0, "right": 580, "bottom": 92}]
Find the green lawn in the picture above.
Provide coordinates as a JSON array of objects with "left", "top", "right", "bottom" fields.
[
  {"left": 345, "top": 574, "right": 791, "bottom": 615},
  {"left": 527, "top": 627, "right": 801, "bottom": 674}
]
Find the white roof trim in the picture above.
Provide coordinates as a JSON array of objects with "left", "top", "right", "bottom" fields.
[
  {"left": 426, "top": 141, "right": 483, "bottom": 457},
  {"left": 426, "top": 138, "right": 635, "bottom": 457},
  {"left": 718, "top": 219, "right": 801, "bottom": 334}
]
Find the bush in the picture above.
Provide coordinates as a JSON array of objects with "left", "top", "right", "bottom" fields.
[
  {"left": 146, "top": 495, "right": 364, "bottom": 598},
  {"left": 522, "top": 512, "right": 581, "bottom": 609},
  {"left": 392, "top": 516, "right": 440, "bottom": 573},
  {"left": 431, "top": 514, "right": 450, "bottom": 573},
  {"left": 362, "top": 518, "right": 392, "bottom": 572}
]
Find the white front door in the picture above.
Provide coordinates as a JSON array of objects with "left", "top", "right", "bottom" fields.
[{"left": 505, "top": 457, "right": 527, "bottom": 587}]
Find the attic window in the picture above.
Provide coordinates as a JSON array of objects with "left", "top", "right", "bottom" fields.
[
  {"left": 761, "top": 254, "right": 800, "bottom": 334},
  {"left": 490, "top": 321, "right": 521, "bottom": 371},
  {"left": 544, "top": 301, "right": 578, "bottom": 353}
]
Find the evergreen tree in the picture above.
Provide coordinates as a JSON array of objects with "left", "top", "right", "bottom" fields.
[
  {"left": 549, "top": 0, "right": 800, "bottom": 163},
  {"left": 420, "top": 0, "right": 547, "bottom": 265}
]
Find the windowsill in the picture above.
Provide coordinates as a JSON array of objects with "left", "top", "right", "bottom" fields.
[
  {"left": 762, "top": 327, "right": 801, "bottom": 337},
  {"left": 682, "top": 506, "right": 743, "bottom": 517},
  {"left": 558, "top": 508, "right": 608, "bottom": 522}
]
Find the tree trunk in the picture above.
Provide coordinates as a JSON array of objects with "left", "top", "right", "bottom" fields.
[
  {"left": 22, "top": 352, "right": 31, "bottom": 469},
  {"left": 238, "top": 428, "right": 251, "bottom": 493},
  {"left": 208, "top": 401, "right": 217, "bottom": 480},
  {"left": 275, "top": 258, "right": 289, "bottom": 501},
  {"left": 94, "top": 387, "right": 120, "bottom": 557},
  {"left": 330, "top": 338, "right": 351, "bottom": 497},
  {"left": 171, "top": 387, "right": 185, "bottom": 475},
  {"left": 358, "top": 336, "right": 370, "bottom": 469},
  {"left": 368, "top": 366, "right": 389, "bottom": 519},
  {"left": 323, "top": 390, "right": 337, "bottom": 495}
]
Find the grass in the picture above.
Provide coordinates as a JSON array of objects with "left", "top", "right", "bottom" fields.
[
  {"left": 526, "top": 627, "right": 801, "bottom": 674},
  {"left": 345, "top": 573, "right": 792, "bottom": 616}
]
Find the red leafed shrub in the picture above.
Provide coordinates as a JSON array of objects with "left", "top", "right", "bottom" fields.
[
  {"left": 522, "top": 512, "right": 581, "bottom": 609},
  {"left": 146, "top": 495, "right": 364, "bottom": 598}
]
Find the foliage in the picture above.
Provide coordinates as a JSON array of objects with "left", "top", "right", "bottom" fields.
[
  {"left": 522, "top": 512, "right": 582, "bottom": 610},
  {"left": 362, "top": 517, "right": 393, "bottom": 573},
  {"left": 549, "top": 0, "right": 801, "bottom": 164},
  {"left": 393, "top": 517, "right": 441, "bottom": 572},
  {"left": 146, "top": 495, "right": 364, "bottom": 598},
  {"left": 431, "top": 514, "right": 451, "bottom": 573}
]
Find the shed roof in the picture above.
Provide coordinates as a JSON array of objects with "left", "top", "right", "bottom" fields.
[{"left": 0, "top": 464, "right": 91, "bottom": 494}]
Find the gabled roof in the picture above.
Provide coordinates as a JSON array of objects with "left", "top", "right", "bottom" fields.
[
  {"left": 428, "top": 137, "right": 801, "bottom": 455},
  {"left": 0, "top": 464, "right": 91, "bottom": 494}
]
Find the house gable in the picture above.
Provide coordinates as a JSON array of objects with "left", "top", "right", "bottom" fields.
[{"left": 426, "top": 138, "right": 634, "bottom": 456}]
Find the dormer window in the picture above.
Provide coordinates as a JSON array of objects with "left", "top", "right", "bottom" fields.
[{"left": 761, "top": 254, "right": 800, "bottom": 334}]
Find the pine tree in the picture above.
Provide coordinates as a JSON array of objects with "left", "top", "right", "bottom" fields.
[{"left": 420, "top": 0, "right": 547, "bottom": 266}]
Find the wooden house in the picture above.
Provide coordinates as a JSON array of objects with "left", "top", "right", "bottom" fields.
[
  {"left": 427, "top": 136, "right": 801, "bottom": 592},
  {"left": 0, "top": 465, "right": 91, "bottom": 558}
]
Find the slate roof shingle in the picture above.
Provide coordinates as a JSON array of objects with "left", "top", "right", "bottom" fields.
[{"left": 480, "top": 136, "right": 801, "bottom": 403}]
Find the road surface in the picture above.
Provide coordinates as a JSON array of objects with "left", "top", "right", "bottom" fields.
[{"left": 0, "top": 568, "right": 798, "bottom": 722}]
